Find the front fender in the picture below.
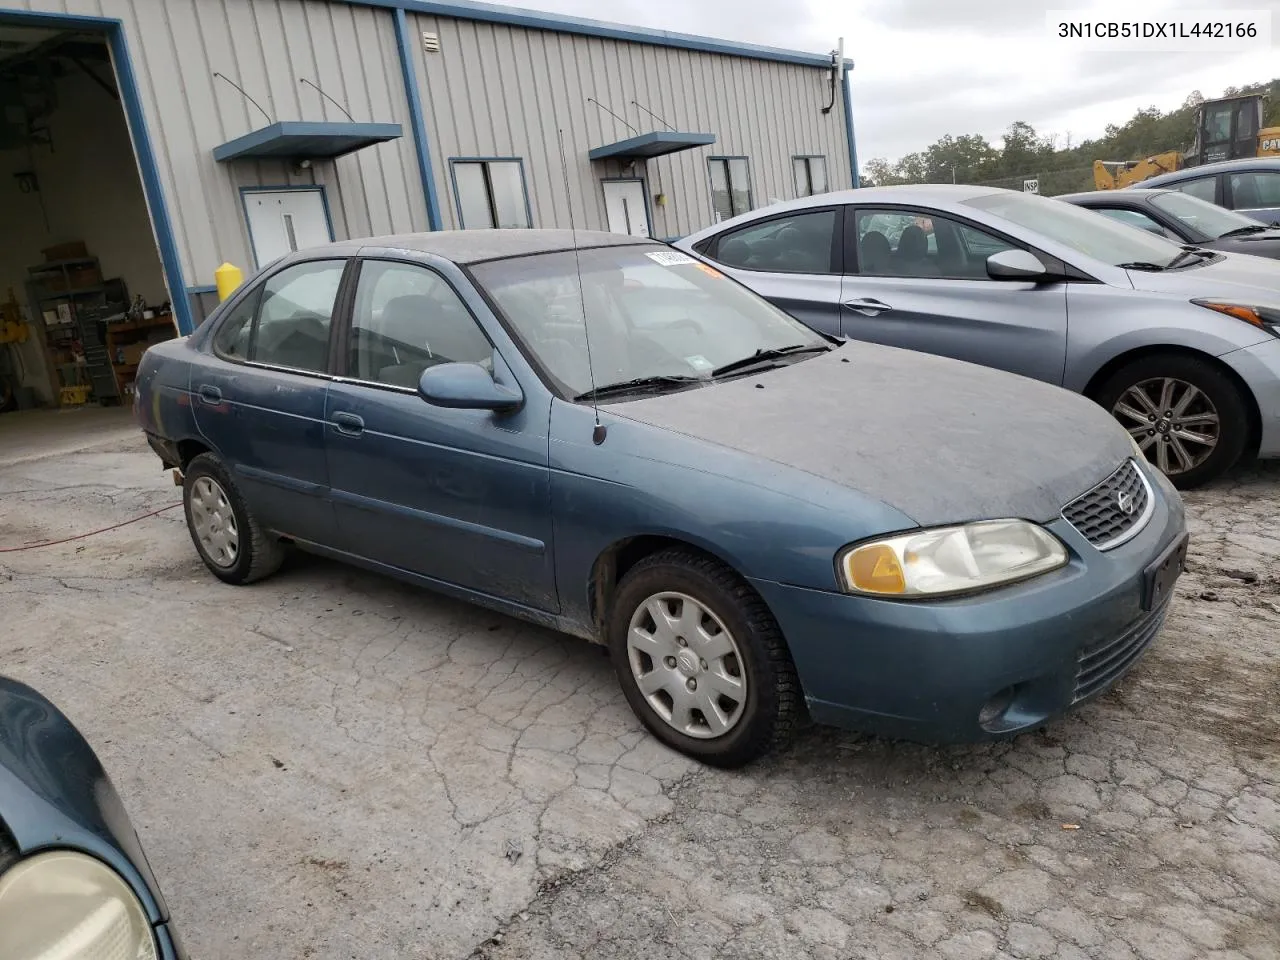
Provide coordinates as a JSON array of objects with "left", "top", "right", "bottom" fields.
[
  {"left": 0, "top": 677, "right": 169, "bottom": 925},
  {"left": 1064, "top": 289, "right": 1273, "bottom": 394}
]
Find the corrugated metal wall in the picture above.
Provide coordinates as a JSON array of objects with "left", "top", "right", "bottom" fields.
[
  {"left": 406, "top": 13, "right": 850, "bottom": 238},
  {"left": 10, "top": 0, "right": 426, "bottom": 289},
  {"left": 8, "top": 0, "right": 850, "bottom": 289}
]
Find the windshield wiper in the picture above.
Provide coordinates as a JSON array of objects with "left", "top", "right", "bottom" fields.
[
  {"left": 1117, "top": 261, "right": 1167, "bottom": 272},
  {"left": 710, "top": 343, "right": 831, "bottom": 378},
  {"left": 573, "top": 374, "right": 705, "bottom": 402},
  {"left": 1218, "top": 224, "right": 1269, "bottom": 238}
]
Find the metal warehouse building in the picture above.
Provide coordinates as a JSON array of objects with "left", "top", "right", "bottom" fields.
[{"left": 0, "top": 0, "right": 855, "bottom": 412}]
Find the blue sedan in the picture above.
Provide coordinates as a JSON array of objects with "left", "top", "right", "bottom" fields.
[{"left": 135, "top": 230, "right": 1188, "bottom": 766}]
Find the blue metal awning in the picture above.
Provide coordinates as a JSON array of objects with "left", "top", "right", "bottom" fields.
[
  {"left": 588, "top": 130, "right": 716, "bottom": 162},
  {"left": 213, "top": 121, "right": 403, "bottom": 162}
]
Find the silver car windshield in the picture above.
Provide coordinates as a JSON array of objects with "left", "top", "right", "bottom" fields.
[
  {"left": 470, "top": 245, "right": 828, "bottom": 398},
  {"left": 965, "top": 191, "right": 1186, "bottom": 268},
  {"left": 1147, "top": 191, "right": 1259, "bottom": 239}
]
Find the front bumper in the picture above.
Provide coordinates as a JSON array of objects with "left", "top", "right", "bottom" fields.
[
  {"left": 752, "top": 464, "right": 1188, "bottom": 744},
  {"left": 1220, "top": 335, "right": 1280, "bottom": 458}
]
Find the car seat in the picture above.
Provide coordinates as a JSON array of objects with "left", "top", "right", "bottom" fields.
[
  {"left": 894, "top": 225, "right": 929, "bottom": 274},
  {"left": 859, "top": 231, "right": 892, "bottom": 274}
]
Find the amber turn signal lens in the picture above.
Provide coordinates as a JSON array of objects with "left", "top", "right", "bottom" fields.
[{"left": 845, "top": 543, "right": 906, "bottom": 594}]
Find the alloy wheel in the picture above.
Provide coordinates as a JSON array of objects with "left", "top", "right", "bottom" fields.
[{"left": 1111, "top": 376, "right": 1220, "bottom": 476}]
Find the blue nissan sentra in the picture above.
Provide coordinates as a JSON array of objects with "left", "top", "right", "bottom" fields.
[{"left": 135, "top": 230, "right": 1188, "bottom": 767}]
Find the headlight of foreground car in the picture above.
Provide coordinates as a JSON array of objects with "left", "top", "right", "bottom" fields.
[
  {"left": 1192, "top": 299, "right": 1280, "bottom": 335},
  {"left": 838, "top": 519, "right": 1069, "bottom": 598},
  {"left": 0, "top": 851, "right": 158, "bottom": 960}
]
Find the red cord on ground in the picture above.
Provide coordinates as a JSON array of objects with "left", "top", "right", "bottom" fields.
[{"left": 0, "top": 503, "right": 183, "bottom": 553}]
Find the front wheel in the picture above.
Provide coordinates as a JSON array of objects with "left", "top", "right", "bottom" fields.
[
  {"left": 1094, "top": 354, "right": 1249, "bottom": 489},
  {"left": 606, "top": 549, "right": 801, "bottom": 768}
]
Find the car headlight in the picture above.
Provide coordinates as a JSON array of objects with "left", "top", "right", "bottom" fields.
[
  {"left": 0, "top": 851, "right": 158, "bottom": 960},
  {"left": 1191, "top": 299, "right": 1280, "bottom": 335},
  {"left": 837, "top": 519, "right": 1069, "bottom": 598}
]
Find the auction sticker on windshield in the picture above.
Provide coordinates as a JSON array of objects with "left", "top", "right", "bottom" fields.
[{"left": 646, "top": 251, "right": 698, "bottom": 266}]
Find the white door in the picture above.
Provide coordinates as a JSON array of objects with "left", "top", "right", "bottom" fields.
[
  {"left": 244, "top": 190, "right": 333, "bottom": 267},
  {"left": 602, "top": 180, "right": 651, "bottom": 237}
]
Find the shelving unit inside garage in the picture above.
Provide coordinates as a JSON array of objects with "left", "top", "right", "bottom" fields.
[{"left": 24, "top": 246, "right": 176, "bottom": 407}]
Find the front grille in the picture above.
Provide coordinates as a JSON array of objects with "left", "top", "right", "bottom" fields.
[
  {"left": 1062, "top": 458, "right": 1152, "bottom": 550},
  {"left": 1073, "top": 601, "right": 1169, "bottom": 703}
]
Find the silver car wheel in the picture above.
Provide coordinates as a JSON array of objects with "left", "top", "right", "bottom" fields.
[
  {"left": 626, "top": 591, "right": 747, "bottom": 740},
  {"left": 1112, "top": 376, "right": 1220, "bottom": 476},
  {"left": 189, "top": 476, "right": 239, "bottom": 568}
]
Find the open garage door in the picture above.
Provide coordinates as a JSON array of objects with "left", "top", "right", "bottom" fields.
[{"left": 0, "top": 19, "right": 176, "bottom": 442}]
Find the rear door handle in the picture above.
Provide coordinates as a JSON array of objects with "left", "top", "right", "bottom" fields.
[
  {"left": 332, "top": 412, "right": 364, "bottom": 436},
  {"left": 198, "top": 385, "right": 222, "bottom": 404},
  {"left": 843, "top": 298, "right": 892, "bottom": 316}
]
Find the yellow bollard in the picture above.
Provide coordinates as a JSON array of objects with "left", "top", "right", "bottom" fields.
[{"left": 214, "top": 262, "right": 245, "bottom": 302}]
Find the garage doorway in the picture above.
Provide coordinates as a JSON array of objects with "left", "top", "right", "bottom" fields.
[{"left": 0, "top": 11, "right": 184, "bottom": 440}]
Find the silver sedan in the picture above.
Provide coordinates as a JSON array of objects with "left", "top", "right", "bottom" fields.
[{"left": 676, "top": 185, "right": 1280, "bottom": 488}]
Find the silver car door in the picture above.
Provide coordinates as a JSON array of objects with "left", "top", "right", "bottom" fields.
[{"left": 696, "top": 205, "right": 845, "bottom": 337}]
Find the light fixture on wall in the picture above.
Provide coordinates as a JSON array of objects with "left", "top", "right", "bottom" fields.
[{"left": 290, "top": 158, "right": 313, "bottom": 175}]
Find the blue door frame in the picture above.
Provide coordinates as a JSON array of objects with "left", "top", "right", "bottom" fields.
[{"left": 0, "top": 7, "right": 194, "bottom": 335}]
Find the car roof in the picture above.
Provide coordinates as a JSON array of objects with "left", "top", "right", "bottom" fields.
[
  {"left": 301, "top": 228, "right": 656, "bottom": 265},
  {"left": 1055, "top": 189, "right": 1173, "bottom": 203},
  {"left": 1143, "top": 157, "right": 1280, "bottom": 184}
]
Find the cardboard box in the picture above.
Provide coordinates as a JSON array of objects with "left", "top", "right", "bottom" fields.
[
  {"left": 42, "top": 241, "right": 89, "bottom": 262},
  {"left": 120, "top": 343, "right": 147, "bottom": 366}
]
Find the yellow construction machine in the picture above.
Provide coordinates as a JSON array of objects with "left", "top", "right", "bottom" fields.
[{"left": 1094, "top": 94, "right": 1280, "bottom": 190}]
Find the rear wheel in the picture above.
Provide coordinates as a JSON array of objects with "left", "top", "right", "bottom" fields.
[
  {"left": 1094, "top": 354, "right": 1248, "bottom": 489},
  {"left": 607, "top": 549, "right": 801, "bottom": 768},
  {"left": 183, "top": 453, "right": 284, "bottom": 584}
]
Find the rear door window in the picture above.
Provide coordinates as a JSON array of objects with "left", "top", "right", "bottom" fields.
[
  {"left": 1170, "top": 176, "right": 1218, "bottom": 204},
  {"left": 210, "top": 259, "right": 346, "bottom": 374},
  {"left": 711, "top": 209, "right": 840, "bottom": 274}
]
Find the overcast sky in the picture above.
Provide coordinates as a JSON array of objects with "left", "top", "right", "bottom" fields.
[{"left": 494, "top": 0, "right": 1280, "bottom": 166}]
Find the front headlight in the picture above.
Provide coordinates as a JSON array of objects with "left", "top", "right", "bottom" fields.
[
  {"left": 1191, "top": 299, "right": 1280, "bottom": 335},
  {"left": 837, "top": 519, "right": 1069, "bottom": 598},
  {"left": 0, "top": 851, "right": 158, "bottom": 960}
]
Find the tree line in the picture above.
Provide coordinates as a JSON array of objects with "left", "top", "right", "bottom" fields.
[{"left": 861, "top": 78, "right": 1280, "bottom": 196}]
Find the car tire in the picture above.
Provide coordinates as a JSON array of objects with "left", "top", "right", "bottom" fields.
[
  {"left": 1094, "top": 353, "right": 1249, "bottom": 490},
  {"left": 606, "top": 548, "right": 801, "bottom": 768},
  {"left": 182, "top": 452, "right": 284, "bottom": 585}
]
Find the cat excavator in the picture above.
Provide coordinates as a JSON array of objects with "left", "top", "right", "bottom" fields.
[{"left": 1094, "top": 94, "right": 1280, "bottom": 190}]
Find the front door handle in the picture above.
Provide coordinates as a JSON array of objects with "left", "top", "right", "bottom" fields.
[
  {"left": 843, "top": 298, "right": 892, "bottom": 316},
  {"left": 332, "top": 412, "right": 364, "bottom": 437},
  {"left": 198, "top": 384, "right": 222, "bottom": 404}
]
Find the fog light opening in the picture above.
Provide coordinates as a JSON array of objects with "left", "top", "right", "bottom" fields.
[{"left": 978, "top": 685, "right": 1019, "bottom": 730}]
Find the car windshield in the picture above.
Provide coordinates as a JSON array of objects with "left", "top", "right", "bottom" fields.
[
  {"left": 470, "top": 245, "right": 828, "bottom": 399},
  {"left": 1147, "top": 190, "right": 1262, "bottom": 239},
  {"left": 965, "top": 191, "right": 1187, "bottom": 268}
]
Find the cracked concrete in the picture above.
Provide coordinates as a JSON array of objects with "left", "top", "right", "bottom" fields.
[{"left": 1, "top": 409, "right": 1277, "bottom": 960}]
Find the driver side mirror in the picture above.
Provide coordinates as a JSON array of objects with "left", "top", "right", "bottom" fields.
[
  {"left": 418, "top": 362, "right": 523, "bottom": 412},
  {"left": 987, "top": 249, "right": 1049, "bottom": 281}
]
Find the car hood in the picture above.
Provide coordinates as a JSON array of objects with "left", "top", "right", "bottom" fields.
[
  {"left": 1127, "top": 250, "right": 1280, "bottom": 300},
  {"left": 607, "top": 341, "right": 1133, "bottom": 527},
  {"left": 1207, "top": 233, "right": 1280, "bottom": 260}
]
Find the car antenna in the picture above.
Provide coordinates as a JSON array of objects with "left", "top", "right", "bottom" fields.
[{"left": 557, "top": 127, "right": 607, "bottom": 445}]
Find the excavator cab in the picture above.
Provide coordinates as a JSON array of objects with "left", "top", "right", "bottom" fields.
[{"left": 1192, "top": 95, "right": 1264, "bottom": 165}]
